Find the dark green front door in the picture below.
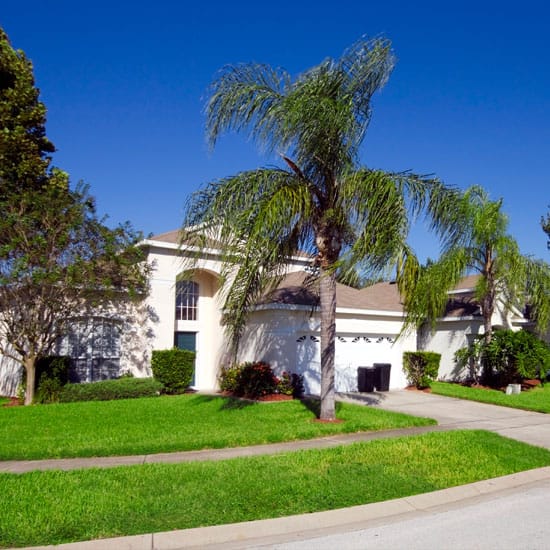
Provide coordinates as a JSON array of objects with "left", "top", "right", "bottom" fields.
[{"left": 174, "top": 332, "right": 196, "bottom": 385}]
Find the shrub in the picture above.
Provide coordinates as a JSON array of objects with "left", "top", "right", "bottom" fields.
[
  {"left": 403, "top": 351, "right": 441, "bottom": 389},
  {"left": 276, "top": 371, "right": 294, "bottom": 395},
  {"left": 454, "top": 330, "right": 550, "bottom": 386},
  {"left": 485, "top": 330, "right": 550, "bottom": 385},
  {"left": 277, "top": 371, "right": 305, "bottom": 398},
  {"left": 35, "top": 356, "right": 72, "bottom": 404},
  {"left": 151, "top": 348, "right": 195, "bottom": 394},
  {"left": 219, "top": 364, "right": 241, "bottom": 393},
  {"left": 236, "top": 361, "right": 278, "bottom": 398},
  {"left": 454, "top": 339, "right": 484, "bottom": 384},
  {"left": 59, "top": 377, "right": 164, "bottom": 403},
  {"left": 219, "top": 362, "right": 304, "bottom": 399}
]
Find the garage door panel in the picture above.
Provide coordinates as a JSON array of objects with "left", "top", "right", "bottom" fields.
[{"left": 296, "top": 333, "right": 400, "bottom": 394}]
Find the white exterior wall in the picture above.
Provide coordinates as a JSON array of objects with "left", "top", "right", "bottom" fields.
[
  {"left": 240, "top": 305, "right": 415, "bottom": 394},
  {"left": 0, "top": 354, "right": 21, "bottom": 397},
  {"left": 419, "top": 318, "right": 484, "bottom": 381},
  {"left": 419, "top": 302, "right": 527, "bottom": 382},
  {"left": 145, "top": 244, "right": 226, "bottom": 391}
]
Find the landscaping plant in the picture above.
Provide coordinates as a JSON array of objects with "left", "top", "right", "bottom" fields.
[
  {"left": 151, "top": 348, "right": 195, "bottom": 394},
  {"left": 219, "top": 362, "right": 305, "bottom": 399},
  {"left": 59, "top": 377, "right": 164, "bottom": 403},
  {"left": 454, "top": 329, "right": 550, "bottom": 386},
  {"left": 403, "top": 351, "right": 441, "bottom": 389}
]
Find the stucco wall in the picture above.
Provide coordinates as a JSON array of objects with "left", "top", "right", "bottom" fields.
[
  {"left": 239, "top": 306, "right": 415, "bottom": 394},
  {"left": 419, "top": 318, "right": 484, "bottom": 380},
  {"left": 145, "top": 245, "right": 226, "bottom": 391}
]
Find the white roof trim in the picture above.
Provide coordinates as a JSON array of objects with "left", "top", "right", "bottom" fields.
[
  {"left": 141, "top": 238, "right": 311, "bottom": 265},
  {"left": 251, "top": 303, "right": 404, "bottom": 318},
  {"left": 447, "top": 287, "right": 475, "bottom": 295}
]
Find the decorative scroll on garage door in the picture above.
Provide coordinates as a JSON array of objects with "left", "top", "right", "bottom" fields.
[{"left": 296, "top": 334, "right": 399, "bottom": 395}]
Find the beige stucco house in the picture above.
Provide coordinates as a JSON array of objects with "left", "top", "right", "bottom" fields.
[
  {"left": 0, "top": 229, "right": 531, "bottom": 397},
  {"left": 139, "top": 230, "right": 528, "bottom": 395}
]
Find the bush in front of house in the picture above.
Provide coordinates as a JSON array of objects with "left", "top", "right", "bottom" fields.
[
  {"left": 35, "top": 356, "right": 72, "bottom": 404},
  {"left": 484, "top": 329, "right": 550, "bottom": 385},
  {"left": 219, "top": 362, "right": 305, "bottom": 399},
  {"left": 403, "top": 351, "right": 441, "bottom": 389},
  {"left": 59, "top": 377, "right": 164, "bottom": 402},
  {"left": 151, "top": 348, "right": 195, "bottom": 394},
  {"left": 236, "top": 361, "right": 278, "bottom": 398},
  {"left": 277, "top": 371, "right": 305, "bottom": 398},
  {"left": 454, "top": 329, "right": 550, "bottom": 386},
  {"left": 219, "top": 364, "right": 242, "bottom": 393}
]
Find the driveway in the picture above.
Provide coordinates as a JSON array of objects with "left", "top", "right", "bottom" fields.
[{"left": 338, "top": 389, "right": 550, "bottom": 450}]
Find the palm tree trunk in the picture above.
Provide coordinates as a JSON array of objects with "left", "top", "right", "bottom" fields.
[{"left": 319, "top": 268, "right": 336, "bottom": 420}]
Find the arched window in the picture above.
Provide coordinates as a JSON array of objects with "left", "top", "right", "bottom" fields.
[{"left": 175, "top": 280, "right": 199, "bottom": 321}]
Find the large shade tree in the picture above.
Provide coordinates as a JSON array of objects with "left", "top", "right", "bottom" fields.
[
  {"left": 0, "top": 181, "right": 149, "bottom": 404},
  {"left": 0, "top": 27, "right": 149, "bottom": 404},
  {"left": 182, "top": 37, "right": 454, "bottom": 420},
  {"left": 402, "top": 185, "right": 550, "bottom": 349}
]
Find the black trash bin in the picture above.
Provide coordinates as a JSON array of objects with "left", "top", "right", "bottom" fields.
[
  {"left": 373, "top": 363, "right": 391, "bottom": 391},
  {"left": 357, "top": 366, "right": 376, "bottom": 392}
]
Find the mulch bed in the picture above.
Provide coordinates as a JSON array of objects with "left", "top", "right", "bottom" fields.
[
  {"left": 404, "top": 385, "right": 432, "bottom": 393},
  {"left": 2, "top": 397, "right": 22, "bottom": 407},
  {"left": 219, "top": 391, "right": 294, "bottom": 402}
]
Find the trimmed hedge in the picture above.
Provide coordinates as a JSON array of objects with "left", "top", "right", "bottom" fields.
[
  {"left": 151, "top": 348, "right": 195, "bottom": 394},
  {"left": 59, "top": 377, "right": 164, "bottom": 403},
  {"left": 403, "top": 351, "right": 441, "bottom": 389}
]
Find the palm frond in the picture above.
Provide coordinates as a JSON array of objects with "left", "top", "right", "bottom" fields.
[{"left": 206, "top": 63, "right": 290, "bottom": 150}]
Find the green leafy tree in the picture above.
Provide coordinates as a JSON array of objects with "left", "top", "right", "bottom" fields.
[
  {"left": 182, "top": 37, "right": 454, "bottom": 420},
  {"left": 403, "top": 186, "right": 550, "bottom": 348},
  {"left": 0, "top": 27, "right": 55, "bottom": 199},
  {"left": 0, "top": 181, "right": 149, "bottom": 404},
  {"left": 542, "top": 208, "right": 550, "bottom": 250},
  {"left": 0, "top": 27, "right": 149, "bottom": 404}
]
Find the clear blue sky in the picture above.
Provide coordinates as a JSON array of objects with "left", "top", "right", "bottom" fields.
[{"left": 2, "top": 0, "right": 549, "bottom": 262}]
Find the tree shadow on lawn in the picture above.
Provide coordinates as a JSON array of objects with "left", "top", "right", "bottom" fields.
[
  {"left": 187, "top": 393, "right": 257, "bottom": 410},
  {"left": 299, "top": 397, "right": 344, "bottom": 418}
]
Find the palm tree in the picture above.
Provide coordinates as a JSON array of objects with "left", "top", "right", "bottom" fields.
[
  {"left": 402, "top": 186, "right": 550, "bottom": 349},
  {"left": 182, "top": 37, "right": 453, "bottom": 420}
]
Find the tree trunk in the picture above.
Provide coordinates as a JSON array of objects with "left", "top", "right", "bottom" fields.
[
  {"left": 319, "top": 268, "right": 337, "bottom": 421},
  {"left": 24, "top": 355, "right": 37, "bottom": 405}
]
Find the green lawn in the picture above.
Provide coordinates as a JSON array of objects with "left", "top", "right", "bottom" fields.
[
  {"left": 0, "top": 394, "right": 435, "bottom": 460},
  {"left": 431, "top": 381, "right": 550, "bottom": 413},
  {"left": 0, "top": 397, "right": 8, "bottom": 406},
  {"left": 1, "top": 430, "right": 548, "bottom": 548}
]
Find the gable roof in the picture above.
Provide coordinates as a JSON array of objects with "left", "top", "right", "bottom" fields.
[
  {"left": 150, "top": 229, "right": 181, "bottom": 244},
  {"left": 263, "top": 271, "right": 485, "bottom": 316},
  {"left": 262, "top": 271, "right": 404, "bottom": 313},
  {"left": 149, "top": 230, "right": 485, "bottom": 317}
]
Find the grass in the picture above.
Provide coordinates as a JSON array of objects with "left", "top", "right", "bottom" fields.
[
  {"left": 0, "top": 397, "right": 8, "bottom": 406},
  {"left": 0, "top": 394, "right": 435, "bottom": 460},
  {"left": 431, "top": 381, "right": 550, "bottom": 413},
  {"left": 1, "top": 429, "right": 549, "bottom": 547}
]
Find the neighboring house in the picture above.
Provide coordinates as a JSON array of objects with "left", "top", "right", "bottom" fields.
[
  {"left": 418, "top": 274, "right": 530, "bottom": 380},
  {"left": 0, "top": 229, "right": 532, "bottom": 397}
]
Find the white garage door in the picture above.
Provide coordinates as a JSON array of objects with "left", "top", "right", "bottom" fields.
[{"left": 296, "top": 334, "right": 400, "bottom": 395}]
